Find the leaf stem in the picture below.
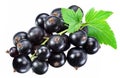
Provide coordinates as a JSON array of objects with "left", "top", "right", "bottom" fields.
[
  {"left": 80, "top": 23, "right": 89, "bottom": 30},
  {"left": 58, "top": 29, "right": 68, "bottom": 35},
  {"left": 30, "top": 52, "right": 36, "bottom": 61},
  {"left": 81, "top": 23, "right": 88, "bottom": 27},
  {"left": 41, "top": 38, "right": 49, "bottom": 45}
]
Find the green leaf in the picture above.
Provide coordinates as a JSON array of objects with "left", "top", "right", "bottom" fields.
[
  {"left": 67, "top": 23, "right": 81, "bottom": 33},
  {"left": 61, "top": 8, "right": 77, "bottom": 24},
  {"left": 61, "top": 8, "right": 83, "bottom": 33},
  {"left": 85, "top": 8, "right": 96, "bottom": 22},
  {"left": 85, "top": 8, "right": 117, "bottom": 49},
  {"left": 75, "top": 8, "right": 83, "bottom": 22},
  {"left": 88, "top": 21, "right": 117, "bottom": 49},
  {"left": 85, "top": 8, "right": 113, "bottom": 23}
]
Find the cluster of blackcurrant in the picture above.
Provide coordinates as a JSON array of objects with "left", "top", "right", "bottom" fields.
[{"left": 7, "top": 5, "right": 100, "bottom": 75}]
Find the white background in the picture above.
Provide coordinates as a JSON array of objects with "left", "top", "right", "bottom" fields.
[{"left": 0, "top": 0, "right": 120, "bottom": 78}]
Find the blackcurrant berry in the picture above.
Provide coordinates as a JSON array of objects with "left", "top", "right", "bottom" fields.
[
  {"left": 84, "top": 37, "right": 100, "bottom": 54},
  {"left": 17, "top": 39, "right": 32, "bottom": 55},
  {"left": 35, "top": 13, "right": 49, "bottom": 28},
  {"left": 47, "top": 35, "right": 66, "bottom": 52},
  {"left": 36, "top": 45, "right": 51, "bottom": 61},
  {"left": 13, "top": 32, "right": 28, "bottom": 45},
  {"left": 48, "top": 52, "right": 66, "bottom": 68},
  {"left": 28, "top": 27, "right": 44, "bottom": 45},
  {"left": 51, "top": 8, "right": 62, "bottom": 19},
  {"left": 44, "top": 16, "right": 62, "bottom": 33},
  {"left": 56, "top": 20, "right": 68, "bottom": 33},
  {"left": 7, "top": 47, "right": 19, "bottom": 57},
  {"left": 61, "top": 35, "right": 71, "bottom": 51},
  {"left": 67, "top": 47, "right": 87, "bottom": 69},
  {"left": 69, "top": 30, "right": 87, "bottom": 47},
  {"left": 69, "top": 5, "right": 83, "bottom": 16},
  {"left": 12, "top": 55, "right": 31, "bottom": 73},
  {"left": 32, "top": 59, "right": 49, "bottom": 75}
]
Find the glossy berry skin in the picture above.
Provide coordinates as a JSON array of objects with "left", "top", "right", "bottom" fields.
[
  {"left": 32, "top": 59, "right": 48, "bottom": 75},
  {"left": 48, "top": 52, "right": 66, "bottom": 68},
  {"left": 57, "top": 20, "right": 68, "bottom": 33},
  {"left": 17, "top": 39, "right": 32, "bottom": 55},
  {"left": 67, "top": 47, "right": 87, "bottom": 69},
  {"left": 69, "top": 5, "right": 83, "bottom": 16},
  {"left": 12, "top": 55, "right": 31, "bottom": 73},
  {"left": 8, "top": 47, "right": 19, "bottom": 57},
  {"left": 44, "top": 16, "right": 62, "bottom": 33},
  {"left": 51, "top": 8, "right": 62, "bottom": 19},
  {"left": 13, "top": 32, "right": 28, "bottom": 45},
  {"left": 47, "top": 35, "right": 66, "bottom": 52},
  {"left": 35, "top": 13, "right": 49, "bottom": 28},
  {"left": 69, "top": 30, "right": 87, "bottom": 47},
  {"left": 61, "top": 35, "right": 70, "bottom": 51},
  {"left": 51, "top": 8, "right": 68, "bottom": 32},
  {"left": 28, "top": 27, "right": 44, "bottom": 45},
  {"left": 36, "top": 45, "right": 51, "bottom": 61},
  {"left": 84, "top": 37, "right": 100, "bottom": 54}
]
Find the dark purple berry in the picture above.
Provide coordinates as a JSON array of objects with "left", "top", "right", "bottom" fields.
[
  {"left": 12, "top": 55, "right": 31, "bottom": 73},
  {"left": 17, "top": 39, "right": 32, "bottom": 55},
  {"left": 13, "top": 32, "right": 28, "bottom": 45},
  {"left": 7, "top": 47, "right": 19, "bottom": 57},
  {"left": 44, "top": 16, "right": 62, "bottom": 33},
  {"left": 69, "top": 30, "right": 87, "bottom": 47},
  {"left": 62, "top": 35, "right": 70, "bottom": 51},
  {"left": 84, "top": 37, "right": 100, "bottom": 54},
  {"left": 35, "top": 13, "right": 49, "bottom": 28},
  {"left": 48, "top": 52, "right": 66, "bottom": 68},
  {"left": 36, "top": 45, "right": 51, "bottom": 61},
  {"left": 67, "top": 47, "right": 87, "bottom": 69},
  {"left": 28, "top": 27, "right": 44, "bottom": 45},
  {"left": 51, "top": 8, "right": 62, "bottom": 19},
  {"left": 47, "top": 35, "right": 66, "bottom": 52},
  {"left": 32, "top": 59, "right": 48, "bottom": 75}
]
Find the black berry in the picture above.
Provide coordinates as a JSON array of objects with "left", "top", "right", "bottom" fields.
[
  {"left": 13, "top": 32, "right": 28, "bottom": 45},
  {"left": 48, "top": 52, "right": 66, "bottom": 68},
  {"left": 35, "top": 13, "right": 49, "bottom": 28},
  {"left": 16, "top": 39, "right": 32, "bottom": 55},
  {"left": 47, "top": 35, "right": 66, "bottom": 52},
  {"left": 44, "top": 16, "right": 62, "bottom": 33},
  {"left": 69, "top": 30, "right": 87, "bottom": 47},
  {"left": 62, "top": 35, "right": 71, "bottom": 51},
  {"left": 67, "top": 47, "right": 87, "bottom": 69},
  {"left": 32, "top": 59, "right": 48, "bottom": 75},
  {"left": 7, "top": 47, "right": 19, "bottom": 57},
  {"left": 36, "top": 45, "right": 51, "bottom": 61},
  {"left": 84, "top": 37, "right": 100, "bottom": 54},
  {"left": 28, "top": 27, "right": 44, "bottom": 45},
  {"left": 12, "top": 55, "right": 31, "bottom": 73},
  {"left": 51, "top": 8, "right": 62, "bottom": 19}
]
